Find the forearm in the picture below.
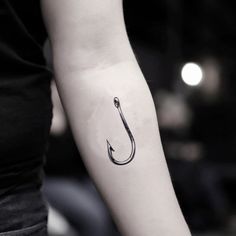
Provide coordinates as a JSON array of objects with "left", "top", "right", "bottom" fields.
[
  {"left": 53, "top": 59, "right": 190, "bottom": 236},
  {"left": 41, "top": 0, "right": 190, "bottom": 234}
]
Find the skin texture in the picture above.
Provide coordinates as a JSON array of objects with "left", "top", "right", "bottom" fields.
[{"left": 41, "top": 1, "right": 191, "bottom": 235}]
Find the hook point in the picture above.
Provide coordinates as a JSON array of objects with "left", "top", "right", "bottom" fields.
[{"left": 106, "top": 139, "right": 115, "bottom": 152}]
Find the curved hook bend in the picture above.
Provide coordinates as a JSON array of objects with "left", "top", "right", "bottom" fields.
[{"left": 106, "top": 97, "right": 136, "bottom": 165}]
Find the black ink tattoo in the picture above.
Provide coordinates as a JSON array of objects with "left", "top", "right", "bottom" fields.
[{"left": 106, "top": 97, "right": 136, "bottom": 165}]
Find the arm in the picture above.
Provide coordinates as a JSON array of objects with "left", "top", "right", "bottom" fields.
[{"left": 41, "top": 1, "right": 191, "bottom": 235}]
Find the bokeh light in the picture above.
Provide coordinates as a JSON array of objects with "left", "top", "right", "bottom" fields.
[{"left": 181, "top": 62, "right": 203, "bottom": 86}]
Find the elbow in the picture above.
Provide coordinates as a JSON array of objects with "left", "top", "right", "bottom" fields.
[
  {"left": 52, "top": 34, "right": 135, "bottom": 75},
  {"left": 51, "top": 22, "right": 134, "bottom": 74}
]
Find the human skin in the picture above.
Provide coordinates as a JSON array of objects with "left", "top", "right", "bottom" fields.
[{"left": 41, "top": 0, "right": 191, "bottom": 235}]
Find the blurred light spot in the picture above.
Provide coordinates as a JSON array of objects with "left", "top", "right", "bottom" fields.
[
  {"left": 48, "top": 206, "right": 70, "bottom": 235},
  {"left": 181, "top": 62, "right": 203, "bottom": 86}
]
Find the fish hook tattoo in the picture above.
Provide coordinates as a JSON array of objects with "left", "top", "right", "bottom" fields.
[{"left": 106, "top": 97, "right": 136, "bottom": 165}]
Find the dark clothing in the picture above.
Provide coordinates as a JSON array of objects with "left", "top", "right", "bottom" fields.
[
  {"left": 0, "top": 190, "right": 48, "bottom": 235},
  {"left": 0, "top": 0, "right": 51, "bottom": 233}
]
